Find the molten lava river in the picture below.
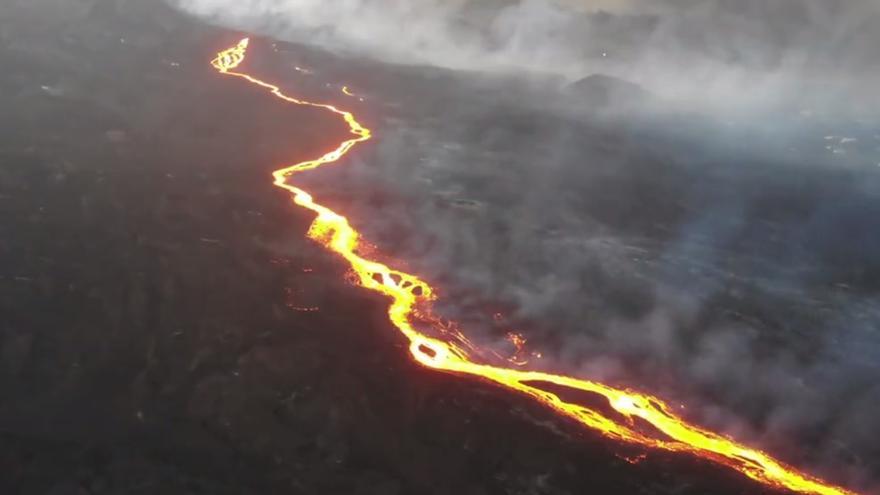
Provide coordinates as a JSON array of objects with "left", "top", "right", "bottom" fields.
[{"left": 211, "top": 38, "right": 858, "bottom": 495}]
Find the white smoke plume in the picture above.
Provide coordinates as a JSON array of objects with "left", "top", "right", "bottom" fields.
[{"left": 172, "top": 0, "right": 880, "bottom": 113}]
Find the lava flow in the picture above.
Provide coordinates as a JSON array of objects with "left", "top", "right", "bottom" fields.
[{"left": 211, "top": 38, "right": 857, "bottom": 495}]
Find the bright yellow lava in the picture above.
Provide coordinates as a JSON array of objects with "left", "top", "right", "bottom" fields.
[{"left": 211, "top": 38, "right": 858, "bottom": 495}]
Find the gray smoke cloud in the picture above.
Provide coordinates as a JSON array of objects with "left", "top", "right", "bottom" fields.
[{"left": 172, "top": 0, "right": 880, "bottom": 113}]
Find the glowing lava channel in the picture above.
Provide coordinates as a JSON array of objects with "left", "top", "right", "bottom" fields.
[{"left": 211, "top": 39, "right": 857, "bottom": 495}]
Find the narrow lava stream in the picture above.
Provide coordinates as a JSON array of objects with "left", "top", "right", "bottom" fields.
[{"left": 211, "top": 38, "right": 857, "bottom": 495}]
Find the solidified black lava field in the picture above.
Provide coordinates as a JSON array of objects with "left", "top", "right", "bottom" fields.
[{"left": 2, "top": 1, "right": 878, "bottom": 494}]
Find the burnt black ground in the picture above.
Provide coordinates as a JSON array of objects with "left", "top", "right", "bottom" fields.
[{"left": 0, "top": 0, "right": 858, "bottom": 494}]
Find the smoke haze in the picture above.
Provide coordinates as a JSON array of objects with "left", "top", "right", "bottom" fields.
[
  {"left": 172, "top": 0, "right": 880, "bottom": 112},
  {"left": 307, "top": 89, "right": 880, "bottom": 488}
]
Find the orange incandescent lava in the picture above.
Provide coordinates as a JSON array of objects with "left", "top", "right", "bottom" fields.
[{"left": 211, "top": 38, "right": 857, "bottom": 495}]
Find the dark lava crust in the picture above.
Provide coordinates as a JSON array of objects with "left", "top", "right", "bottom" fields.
[{"left": 0, "top": 1, "right": 790, "bottom": 494}]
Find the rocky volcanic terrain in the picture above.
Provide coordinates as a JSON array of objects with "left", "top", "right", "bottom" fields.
[{"left": 3, "top": 1, "right": 876, "bottom": 494}]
